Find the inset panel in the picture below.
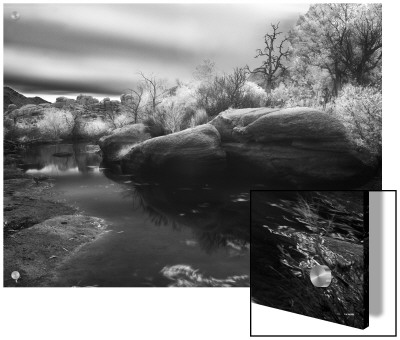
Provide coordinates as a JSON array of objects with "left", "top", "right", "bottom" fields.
[{"left": 251, "top": 191, "right": 368, "bottom": 329}]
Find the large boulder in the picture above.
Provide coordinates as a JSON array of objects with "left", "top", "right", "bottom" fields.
[
  {"left": 98, "top": 124, "right": 151, "bottom": 162},
  {"left": 210, "top": 107, "right": 280, "bottom": 142},
  {"left": 53, "top": 97, "right": 74, "bottom": 108},
  {"left": 100, "top": 107, "right": 378, "bottom": 188},
  {"left": 212, "top": 107, "right": 377, "bottom": 188},
  {"left": 232, "top": 107, "right": 350, "bottom": 146},
  {"left": 120, "top": 124, "right": 226, "bottom": 178}
]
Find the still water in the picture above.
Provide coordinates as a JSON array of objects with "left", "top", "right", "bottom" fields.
[{"left": 20, "top": 143, "right": 251, "bottom": 287}]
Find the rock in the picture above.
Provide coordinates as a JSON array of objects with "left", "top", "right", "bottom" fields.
[
  {"left": 232, "top": 107, "right": 350, "bottom": 146},
  {"left": 222, "top": 143, "right": 374, "bottom": 188},
  {"left": 56, "top": 96, "right": 69, "bottom": 102},
  {"left": 120, "top": 124, "right": 226, "bottom": 178},
  {"left": 3, "top": 215, "right": 107, "bottom": 286},
  {"left": 76, "top": 95, "right": 99, "bottom": 105},
  {"left": 210, "top": 107, "right": 279, "bottom": 142},
  {"left": 53, "top": 97, "right": 76, "bottom": 108},
  {"left": 98, "top": 124, "right": 151, "bottom": 162},
  {"left": 213, "top": 107, "right": 377, "bottom": 187},
  {"left": 100, "top": 107, "right": 378, "bottom": 187},
  {"left": 52, "top": 102, "right": 66, "bottom": 108}
]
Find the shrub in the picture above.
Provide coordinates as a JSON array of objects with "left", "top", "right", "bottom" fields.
[
  {"left": 4, "top": 120, "right": 41, "bottom": 142},
  {"left": 334, "top": 85, "right": 382, "bottom": 157},
  {"left": 155, "top": 84, "right": 198, "bottom": 133},
  {"left": 185, "top": 108, "right": 209, "bottom": 129},
  {"left": 241, "top": 81, "right": 268, "bottom": 107},
  {"left": 267, "top": 83, "right": 316, "bottom": 108},
  {"left": 143, "top": 116, "right": 169, "bottom": 137},
  {"left": 196, "top": 72, "right": 269, "bottom": 116},
  {"left": 36, "top": 108, "right": 74, "bottom": 139},
  {"left": 112, "top": 113, "right": 134, "bottom": 129},
  {"left": 79, "top": 119, "right": 111, "bottom": 140}
]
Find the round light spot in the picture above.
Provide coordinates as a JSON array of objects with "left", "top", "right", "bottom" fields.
[
  {"left": 11, "top": 271, "right": 20, "bottom": 282},
  {"left": 310, "top": 265, "right": 332, "bottom": 287},
  {"left": 11, "top": 11, "right": 20, "bottom": 21}
]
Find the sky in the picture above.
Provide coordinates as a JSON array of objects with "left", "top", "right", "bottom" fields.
[{"left": 3, "top": 3, "right": 310, "bottom": 102}]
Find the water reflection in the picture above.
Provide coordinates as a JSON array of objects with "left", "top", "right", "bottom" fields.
[
  {"left": 103, "top": 170, "right": 251, "bottom": 254},
  {"left": 20, "top": 143, "right": 102, "bottom": 176},
  {"left": 161, "top": 264, "right": 249, "bottom": 287},
  {"left": 18, "top": 143, "right": 250, "bottom": 286}
]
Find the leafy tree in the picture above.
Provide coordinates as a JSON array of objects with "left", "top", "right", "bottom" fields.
[
  {"left": 289, "top": 4, "right": 382, "bottom": 96},
  {"left": 247, "top": 22, "right": 290, "bottom": 93},
  {"left": 334, "top": 84, "right": 381, "bottom": 157}
]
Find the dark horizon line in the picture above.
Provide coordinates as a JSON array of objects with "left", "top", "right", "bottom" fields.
[{"left": 4, "top": 83, "right": 123, "bottom": 101}]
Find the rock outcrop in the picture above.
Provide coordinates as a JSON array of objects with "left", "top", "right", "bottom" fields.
[
  {"left": 120, "top": 124, "right": 226, "bottom": 178},
  {"left": 99, "top": 107, "right": 377, "bottom": 188},
  {"left": 51, "top": 94, "right": 123, "bottom": 118},
  {"left": 4, "top": 215, "right": 107, "bottom": 287},
  {"left": 209, "top": 107, "right": 279, "bottom": 142},
  {"left": 98, "top": 124, "right": 151, "bottom": 161},
  {"left": 211, "top": 107, "right": 376, "bottom": 187},
  {"left": 76, "top": 94, "right": 99, "bottom": 106}
]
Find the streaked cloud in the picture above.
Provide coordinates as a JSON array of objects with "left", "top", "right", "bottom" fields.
[{"left": 4, "top": 3, "right": 310, "bottom": 100}]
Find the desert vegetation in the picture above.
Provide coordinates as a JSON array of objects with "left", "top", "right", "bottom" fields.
[
  {"left": 4, "top": 4, "right": 381, "bottom": 162},
  {"left": 3, "top": 3, "right": 381, "bottom": 292}
]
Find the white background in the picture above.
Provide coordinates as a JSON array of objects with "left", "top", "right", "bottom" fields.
[{"left": 1, "top": 0, "right": 399, "bottom": 340}]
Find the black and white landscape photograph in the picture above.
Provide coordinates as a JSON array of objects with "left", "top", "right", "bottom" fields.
[
  {"left": 250, "top": 190, "right": 369, "bottom": 329},
  {"left": 3, "top": 3, "right": 381, "bottom": 287}
]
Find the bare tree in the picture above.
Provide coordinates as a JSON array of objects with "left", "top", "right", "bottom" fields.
[
  {"left": 247, "top": 22, "right": 289, "bottom": 93},
  {"left": 196, "top": 67, "right": 251, "bottom": 116},
  {"left": 121, "top": 84, "right": 145, "bottom": 124},
  {"left": 139, "top": 72, "right": 166, "bottom": 113},
  {"left": 226, "top": 67, "right": 248, "bottom": 107}
]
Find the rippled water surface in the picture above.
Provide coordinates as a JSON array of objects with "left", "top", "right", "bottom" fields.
[{"left": 20, "top": 143, "right": 251, "bottom": 287}]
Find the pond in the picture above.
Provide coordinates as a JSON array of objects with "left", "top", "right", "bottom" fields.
[{"left": 19, "top": 142, "right": 256, "bottom": 287}]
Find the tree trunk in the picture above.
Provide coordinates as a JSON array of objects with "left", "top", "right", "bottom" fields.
[{"left": 265, "top": 79, "right": 272, "bottom": 94}]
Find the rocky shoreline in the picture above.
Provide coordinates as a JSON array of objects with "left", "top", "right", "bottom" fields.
[
  {"left": 99, "top": 107, "right": 380, "bottom": 189},
  {"left": 3, "top": 153, "right": 108, "bottom": 287}
]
